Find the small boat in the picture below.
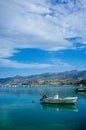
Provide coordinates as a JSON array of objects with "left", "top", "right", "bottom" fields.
[
  {"left": 40, "top": 95, "right": 78, "bottom": 104},
  {"left": 76, "top": 88, "right": 86, "bottom": 92}
]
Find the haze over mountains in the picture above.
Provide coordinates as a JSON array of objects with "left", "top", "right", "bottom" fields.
[{"left": 0, "top": 70, "right": 86, "bottom": 85}]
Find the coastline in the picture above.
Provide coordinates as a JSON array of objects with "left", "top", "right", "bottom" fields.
[{"left": 0, "top": 79, "right": 86, "bottom": 87}]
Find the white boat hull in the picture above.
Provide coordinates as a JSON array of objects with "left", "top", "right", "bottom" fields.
[{"left": 41, "top": 97, "right": 78, "bottom": 104}]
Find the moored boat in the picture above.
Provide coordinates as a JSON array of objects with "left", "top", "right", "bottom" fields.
[
  {"left": 76, "top": 88, "right": 86, "bottom": 92},
  {"left": 40, "top": 95, "right": 78, "bottom": 104}
]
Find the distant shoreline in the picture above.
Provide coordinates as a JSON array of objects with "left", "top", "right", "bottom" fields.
[
  {"left": 0, "top": 70, "right": 86, "bottom": 87},
  {"left": 0, "top": 79, "right": 86, "bottom": 87}
]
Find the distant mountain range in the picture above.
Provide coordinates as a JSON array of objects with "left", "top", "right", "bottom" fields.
[{"left": 0, "top": 70, "right": 86, "bottom": 85}]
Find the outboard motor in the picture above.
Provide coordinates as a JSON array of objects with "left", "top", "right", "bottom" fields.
[{"left": 40, "top": 95, "right": 47, "bottom": 101}]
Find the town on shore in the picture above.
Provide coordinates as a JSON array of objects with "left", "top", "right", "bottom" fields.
[
  {"left": 0, "top": 79, "right": 86, "bottom": 87},
  {"left": 0, "top": 70, "right": 86, "bottom": 87}
]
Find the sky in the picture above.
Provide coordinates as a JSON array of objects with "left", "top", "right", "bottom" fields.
[{"left": 0, "top": 0, "right": 86, "bottom": 78}]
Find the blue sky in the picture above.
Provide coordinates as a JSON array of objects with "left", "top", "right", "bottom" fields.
[{"left": 0, "top": 0, "right": 86, "bottom": 78}]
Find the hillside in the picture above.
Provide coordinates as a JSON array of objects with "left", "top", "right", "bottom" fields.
[{"left": 0, "top": 70, "right": 86, "bottom": 86}]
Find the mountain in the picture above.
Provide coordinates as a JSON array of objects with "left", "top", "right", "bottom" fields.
[{"left": 0, "top": 70, "right": 86, "bottom": 85}]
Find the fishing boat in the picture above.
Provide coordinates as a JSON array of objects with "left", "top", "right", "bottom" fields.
[{"left": 40, "top": 95, "right": 78, "bottom": 104}]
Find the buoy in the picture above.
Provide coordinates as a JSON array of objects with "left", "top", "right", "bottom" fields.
[{"left": 32, "top": 100, "right": 35, "bottom": 103}]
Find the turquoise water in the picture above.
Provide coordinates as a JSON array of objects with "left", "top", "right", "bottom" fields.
[{"left": 0, "top": 85, "right": 86, "bottom": 130}]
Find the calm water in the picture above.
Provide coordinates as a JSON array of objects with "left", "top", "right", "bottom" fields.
[{"left": 0, "top": 85, "right": 86, "bottom": 130}]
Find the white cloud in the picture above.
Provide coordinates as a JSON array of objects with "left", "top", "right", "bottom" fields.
[
  {"left": 0, "top": 59, "right": 53, "bottom": 68},
  {"left": 0, "top": 0, "right": 86, "bottom": 68},
  {"left": 50, "top": 57, "right": 72, "bottom": 68},
  {"left": 0, "top": 57, "right": 73, "bottom": 70}
]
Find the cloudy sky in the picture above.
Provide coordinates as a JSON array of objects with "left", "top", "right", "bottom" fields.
[{"left": 0, "top": 0, "right": 86, "bottom": 77}]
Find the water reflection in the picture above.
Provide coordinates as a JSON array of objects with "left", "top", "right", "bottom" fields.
[
  {"left": 0, "top": 85, "right": 77, "bottom": 96},
  {"left": 41, "top": 103, "right": 78, "bottom": 112}
]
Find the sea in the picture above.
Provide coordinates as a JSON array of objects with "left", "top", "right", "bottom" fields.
[{"left": 0, "top": 85, "right": 86, "bottom": 130}]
